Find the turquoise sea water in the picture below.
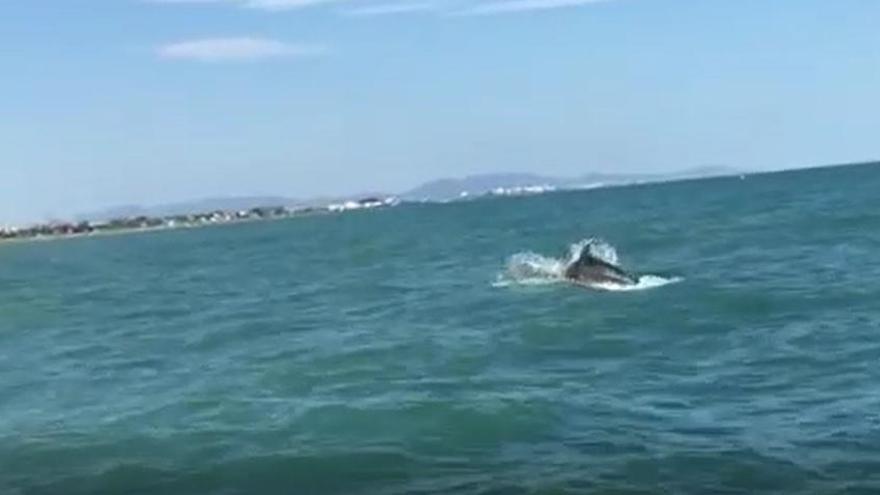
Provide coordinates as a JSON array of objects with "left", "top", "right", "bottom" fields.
[{"left": 2, "top": 163, "right": 880, "bottom": 494}]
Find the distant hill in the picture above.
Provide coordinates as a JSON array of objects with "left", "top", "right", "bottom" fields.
[
  {"left": 76, "top": 192, "right": 390, "bottom": 222},
  {"left": 78, "top": 196, "right": 299, "bottom": 222},
  {"left": 74, "top": 166, "right": 741, "bottom": 222},
  {"left": 401, "top": 166, "right": 741, "bottom": 201},
  {"left": 402, "top": 173, "right": 564, "bottom": 201}
]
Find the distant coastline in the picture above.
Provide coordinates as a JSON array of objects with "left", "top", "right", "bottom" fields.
[
  {"left": 0, "top": 197, "right": 398, "bottom": 245},
  {"left": 0, "top": 167, "right": 746, "bottom": 245},
  {"left": 5, "top": 161, "right": 878, "bottom": 245}
]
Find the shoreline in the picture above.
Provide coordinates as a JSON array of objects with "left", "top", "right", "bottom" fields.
[
  {"left": 0, "top": 210, "right": 335, "bottom": 247},
  {"left": 2, "top": 198, "right": 399, "bottom": 247},
  {"left": 0, "top": 166, "right": 828, "bottom": 248}
]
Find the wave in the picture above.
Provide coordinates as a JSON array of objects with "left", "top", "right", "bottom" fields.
[{"left": 494, "top": 238, "right": 681, "bottom": 292}]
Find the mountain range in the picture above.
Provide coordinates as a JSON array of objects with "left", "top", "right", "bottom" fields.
[
  {"left": 401, "top": 166, "right": 739, "bottom": 201},
  {"left": 78, "top": 166, "right": 741, "bottom": 221}
]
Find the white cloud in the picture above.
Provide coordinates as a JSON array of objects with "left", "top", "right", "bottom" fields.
[
  {"left": 149, "top": 0, "right": 343, "bottom": 10},
  {"left": 150, "top": 0, "right": 613, "bottom": 14},
  {"left": 153, "top": 0, "right": 225, "bottom": 3},
  {"left": 245, "top": 0, "right": 342, "bottom": 10},
  {"left": 340, "top": 2, "right": 435, "bottom": 16},
  {"left": 460, "top": 0, "right": 608, "bottom": 15},
  {"left": 157, "top": 37, "right": 326, "bottom": 61}
]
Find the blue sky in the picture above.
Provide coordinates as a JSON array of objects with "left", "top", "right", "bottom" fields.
[{"left": 1, "top": 0, "right": 879, "bottom": 224}]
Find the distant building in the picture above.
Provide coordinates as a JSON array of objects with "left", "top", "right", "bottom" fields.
[{"left": 327, "top": 196, "right": 399, "bottom": 213}]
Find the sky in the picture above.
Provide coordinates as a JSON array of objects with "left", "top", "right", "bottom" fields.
[{"left": 1, "top": 0, "right": 879, "bottom": 224}]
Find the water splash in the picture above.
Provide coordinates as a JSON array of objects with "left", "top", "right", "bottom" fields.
[
  {"left": 495, "top": 238, "right": 681, "bottom": 291},
  {"left": 494, "top": 252, "right": 566, "bottom": 287},
  {"left": 585, "top": 274, "right": 683, "bottom": 292},
  {"left": 569, "top": 238, "right": 619, "bottom": 266}
]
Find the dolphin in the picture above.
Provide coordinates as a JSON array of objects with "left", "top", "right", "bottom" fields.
[{"left": 564, "top": 244, "right": 640, "bottom": 287}]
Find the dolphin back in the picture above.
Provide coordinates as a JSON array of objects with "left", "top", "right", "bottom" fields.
[{"left": 564, "top": 249, "right": 639, "bottom": 286}]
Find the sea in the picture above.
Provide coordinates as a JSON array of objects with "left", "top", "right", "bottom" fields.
[{"left": 2, "top": 162, "right": 879, "bottom": 495}]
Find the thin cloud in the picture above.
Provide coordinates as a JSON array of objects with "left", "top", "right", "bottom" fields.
[
  {"left": 149, "top": 0, "right": 342, "bottom": 10},
  {"left": 150, "top": 0, "right": 613, "bottom": 14},
  {"left": 341, "top": 2, "right": 436, "bottom": 16},
  {"left": 246, "top": 0, "right": 342, "bottom": 10},
  {"left": 157, "top": 37, "right": 326, "bottom": 61},
  {"left": 149, "top": 0, "right": 230, "bottom": 4},
  {"left": 461, "top": 0, "right": 609, "bottom": 15}
]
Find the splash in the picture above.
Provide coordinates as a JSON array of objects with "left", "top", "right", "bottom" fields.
[
  {"left": 585, "top": 274, "right": 683, "bottom": 292},
  {"left": 569, "top": 238, "right": 619, "bottom": 266},
  {"left": 494, "top": 238, "right": 681, "bottom": 291},
  {"left": 494, "top": 252, "right": 567, "bottom": 287}
]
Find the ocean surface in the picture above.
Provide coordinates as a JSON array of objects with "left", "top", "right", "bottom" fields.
[{"left": 2, "top": 163, "right": 880, "bottom": 495}]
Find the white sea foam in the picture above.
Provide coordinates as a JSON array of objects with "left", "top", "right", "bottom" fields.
[
  {"left": 494, "top": 238, "right": 681, "bottom": 292},
  {"left": 587, "top": 274, "right": 683, "bottom": 292}
]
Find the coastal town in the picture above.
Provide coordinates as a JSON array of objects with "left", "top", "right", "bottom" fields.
[
  {"left": 0, "top": 181, "right": 573, "bottom": 244},
  {"left": 0, "top": 196, "right": 400, "bottom": 243}
]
